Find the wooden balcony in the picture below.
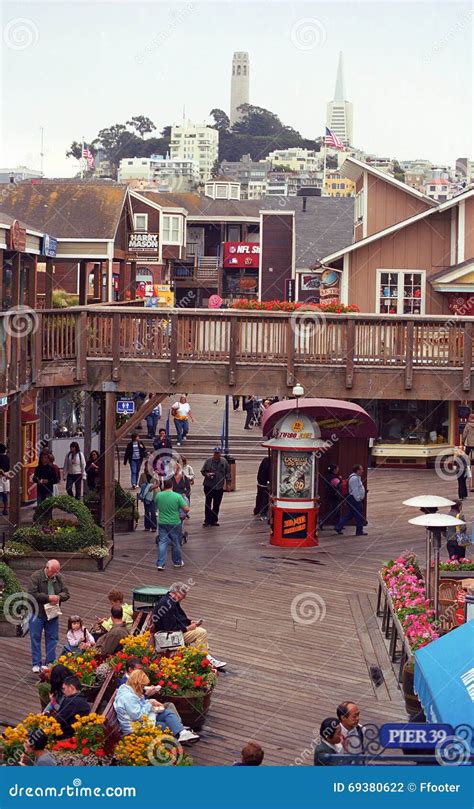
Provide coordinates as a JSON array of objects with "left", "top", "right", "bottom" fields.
[
  {"left": 171, "top": 255, "right": 220, "bottom": 288},
  {"left": 3, "top": 307, "right": 470, "bottom": 399}
]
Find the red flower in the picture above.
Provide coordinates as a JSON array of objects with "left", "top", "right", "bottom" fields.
[
  {"left": 82, "top": 747, "right": 90, "bottom": 755},
  {"left": 142, "top": 656, "right": 149, "bottom": 664},
  {"left": 201, "top": 659, "right": 210, "bottom": 667},
  {"left": 171, "top": 684, "right": 178, "bottom": 690},
  {"left": 95, "top": 749, "right": 105, "bottom": 758},
  {"left": 158, "top": 679, "right": 165, "bottom": 686}
]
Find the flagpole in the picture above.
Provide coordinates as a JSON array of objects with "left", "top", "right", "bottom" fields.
[
  {"left": 322, "top": 135, "right": 327, "bottom": 197},
  {"left": 81, "top": 135, "right": 84, "bottom": 179}
]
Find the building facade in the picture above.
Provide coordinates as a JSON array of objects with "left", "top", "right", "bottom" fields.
[
  {"left": 230, "top": 51, "right": 250, "bottom": 126},
  {"left": 169, "top": 123, "right": 219, "bottom": 182},
  {"left": 266, "top": 148, "right": 320, "bottom": 172},
  {"left": 324, "top": 171, "right": 355, "bottom": 197}
]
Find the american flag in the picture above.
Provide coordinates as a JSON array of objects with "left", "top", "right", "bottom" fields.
[
  {"left": 82, "top": 144, "right": 95, "bottom": 169},
  {"left": 325, "top": 127, "right": 344, "bottom": 149}
]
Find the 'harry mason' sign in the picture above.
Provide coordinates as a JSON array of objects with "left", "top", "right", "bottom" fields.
[{"left": 128, "top": 232, "right": 159, "bottom": 256}]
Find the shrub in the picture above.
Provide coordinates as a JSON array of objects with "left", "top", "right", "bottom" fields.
[
  {"left": 11, "top": 495, "right": 104, "bottom": 552},
  {"left": 0, "top": 562, "right": 25, "bottom": 621}
]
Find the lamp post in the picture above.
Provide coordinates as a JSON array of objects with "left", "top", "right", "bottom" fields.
[
  {"left": 408, "top": 513, "right": 464, "bottom": 621},
  {"left": 403, "top": 495, "right": 455, "bottom": 602},
  {"left": 292, "top": 384, "right": 304, "bottom": 413}
]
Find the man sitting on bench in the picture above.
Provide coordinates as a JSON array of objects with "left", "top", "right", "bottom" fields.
[
  {"left": 152, "top": 582, "right": 226, "bottom": 670},
  {"left": 95, "top": 606, "right": 130, "bottom": 657}
]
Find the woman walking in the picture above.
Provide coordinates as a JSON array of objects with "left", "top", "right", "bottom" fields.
[
  {"left": 63, "top": 442, "right": 86, "bottom": 499},
  {"left": 85, "top": 450, "right": 100, "bottom": 492},
  {"left": 124, "top": 432, "right": 147, "bottom": 490},
  {"left": 33, "top": 450, "right": 58, "bottom": 506}
]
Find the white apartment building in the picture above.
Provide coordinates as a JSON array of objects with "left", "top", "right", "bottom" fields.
[
  {"left": 266, "top": 148, "right": 320, "bottom": 172},
  {"left": 169, "top": 123, "right": 219, "bottom": 182},
  {"left": 118, "top": 155, "right": 200, "bottom": 188},
  {"left": 247, "top": 179, "right": 267, "bottom": 199}
]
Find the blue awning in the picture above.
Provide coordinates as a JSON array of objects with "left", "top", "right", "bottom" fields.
[{"left": 414, "top": 621, "right": 474, "bottom": 732}]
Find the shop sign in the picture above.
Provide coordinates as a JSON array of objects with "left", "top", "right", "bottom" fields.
[
  {"left": 279, "top": 452, "right": 312, "bottom": 499},
  {"left": 223, "top": 242, "right": 260, "bottom": 268},
  {"left": 300, "top": 268, "right": 340, "bottom": 303},
  {"left": 41, "top": 234, "right": 57, "bottom": 257},
  {"left": 128, "top": 232, "right": 159, "bottom": 255},
  {"left": 282, "top": 511, "right": 308, "bottom": 538},
  {"left": 7, "top": 219, "right": 27, "bottom": 252}
]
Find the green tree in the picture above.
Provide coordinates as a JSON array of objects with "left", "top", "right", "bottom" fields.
[
  {"left": 393, "top": 160, "right": 405, "bottom": 183},
  {"left": 126, "top": 116, "right": 156, "bottom": 137},
  {"left": 66, "top": 141, "right": 83, "bottom": 161},
  {"left": 272, "top": 164, "right": 293, "bottom": 172},
  {"left": 210, "top": 108, "right": 230, "bottom": 133},
  {"left": 211, "top": 158, "right": 221, "bottom": 178}
]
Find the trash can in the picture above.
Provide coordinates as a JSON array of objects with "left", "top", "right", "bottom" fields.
[{"left": 226, "top": 455, "right": 236, "bottom": 492}]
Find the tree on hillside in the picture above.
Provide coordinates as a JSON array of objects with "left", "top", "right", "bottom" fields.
[
  {"left": 66, "top": 141, "right": 84, "bottom": 161},
  {"left": 126, "top": 116, "right": 156, "bottom": 137},
  {"left": 211, "top": 159, "right": 221, "bottom": 178},
  {"left": 210, "top": 109, "right": 230, "bottom": 133},
  {"left": 272, "top": 164, "right": 293, "bottom": 172},
  {"left": 393, "top": 160, "right": 405, "bottom": 183}
]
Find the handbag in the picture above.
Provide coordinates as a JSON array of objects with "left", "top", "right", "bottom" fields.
[
  {"left": 44, "top": 603, "right": 62, "bottom": 621},
  {"left": 154, "top": 630, "right": 185, "bottom": 651},
  {"left": 455, "top": 514, "right": 471, "bottom": 546}
]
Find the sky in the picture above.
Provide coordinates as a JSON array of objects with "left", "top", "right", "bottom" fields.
[{"left": 1, "top": 0, "right": 472, "bottom": 176}]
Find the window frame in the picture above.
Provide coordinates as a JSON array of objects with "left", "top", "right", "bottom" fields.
[
  {"left": 376, "top": 269, "right": 426, "bottom": 315},
  {"left": 133, "top": 213, "right": 148, "bottom": 232},
  {"left": 162, "top": 214, "right": 183, "bottom": 245}
]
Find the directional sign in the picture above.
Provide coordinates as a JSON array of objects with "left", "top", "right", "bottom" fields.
[{"left": 116, "top": 399, "right": 135, "bottom": 415}]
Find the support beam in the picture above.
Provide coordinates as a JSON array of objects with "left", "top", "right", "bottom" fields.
[
  {"left": 130, "top": 261, "right": 137, "bottom": 299},
  {"left": 115, "top": 393, "right": 167, "bottom": 442},
  {"left": 11, "top": 253, "right": 21, "bottom": 308},
  {"left": 79, "top": 260, "right": 89, "bottom": 306},
  {"left": 404, "top": 320, "right": 414, "bottom": 390},
  {"left": 26, "top": 256, "right": 37, "bottom": 309},
  {"left": 93, "top": 263, "right": 101, "bottom": 301},
  {"left": 8, "top": 393, "right": 22, "bottom": 529},
  {"left": 100, "top": 392, "right": 116, "bottom": 546},
  {"left": 117, "top": 260, "right": 126, "bottom": 302},
  {"left": 345, "top": 319, "right": 355, "bottom": 389},
  {"left": 83, "top": 393, "right": 93, "bottom": 461},
  {"left": 44, "top": 258, "right": 54, "bottom": 309}
]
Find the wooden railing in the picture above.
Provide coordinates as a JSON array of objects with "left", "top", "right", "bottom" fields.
[{"left": 1, "top": 308, "right": 473, "bottom": 395}]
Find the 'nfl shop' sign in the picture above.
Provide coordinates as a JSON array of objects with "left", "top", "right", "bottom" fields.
[
  {"left": 223, "top": 242, "right": 260, "bottom": 269},
  {"left": 128, "top": 232, "right": 159, "bottom": 256}
]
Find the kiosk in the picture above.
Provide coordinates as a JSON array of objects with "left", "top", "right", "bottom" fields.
[{"left": 262, "top": 397, "right": 377, "bottom": 547}]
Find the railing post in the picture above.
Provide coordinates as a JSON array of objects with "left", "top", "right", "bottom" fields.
[
  {"left": 32, "top": 312, "right": 43, "bottom": 385},
  {"left": 169, "top": 313, "right": 178, "bottom": 385},
  {"left": 75, "top": 311, "right": 87, "bottom": 384},
  {"left": 228, "top": 317, "right": 237, "bottom": 386},
  {"left": 462, "top": 321, "right": 473, "bottom": 392},
  {"left": 405, "top": 320, "right": 414, "bottom": 390},
  {"left": 286, "top": 320, "right": 295, "bottom": 387},
  {"left": 111, "top": 313, "right": 120, "bottom": 382},
  {"left": 345, "top": 319, "right": 355, "bottom": 389}
]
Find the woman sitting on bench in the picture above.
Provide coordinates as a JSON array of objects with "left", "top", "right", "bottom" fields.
[{"left": 114, "top": 670, "right": 199, "bottom": 744}]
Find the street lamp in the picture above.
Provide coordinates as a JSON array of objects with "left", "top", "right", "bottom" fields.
[{"left": 408, "top": 512, "right": 464, "bottom": 621}]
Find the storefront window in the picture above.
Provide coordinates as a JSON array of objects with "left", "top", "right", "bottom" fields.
[
  {"left": 358, "top": 399, "right": 449, "bottom": 445},
  {"left": 378, "top": 271, "right": 424, "bottom": 315}
]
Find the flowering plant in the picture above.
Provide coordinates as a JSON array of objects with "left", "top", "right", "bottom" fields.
[
  {"left": 0, "top": 714, "right": 62, "bottom": 763},
  {"left": 53, "top": 714, "right": 106, "bottom": 758},
  {"left": 54, "top": 649, "right": 100, "bottom": 686},
  {"left": 113, "top": 718, "right": 192, "bottom": 766},
  {"left": 439, "top": 557, "right": 474, "bottom": 571},
  {"left": 381, "top": 551, "right": 439, "bottom": 650},
  {"left": 118, "top": 631, "right": 153, "bottom": 657},
  {"left": 151, "top": 647, "right": 218, "bottom": 696},
  {"left": 230, "top": 298, "right": 359, "bottom": 314}
]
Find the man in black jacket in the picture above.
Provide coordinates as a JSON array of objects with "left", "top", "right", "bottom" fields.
[
  {"left": 201, "top": 448, "right": 231, "bottom": 527},
  {"left": 55, "top": 676, "right": 90, "bottom": 737},
  {"left": 152, "top": 584, "right": 226, "bottom": 669}
]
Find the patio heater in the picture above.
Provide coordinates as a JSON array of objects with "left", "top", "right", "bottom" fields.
[
  {"left": 403, "top": 495, "right": 454, "bottom": 602},
  {"left": 408, "top": 512, "right": 464, "bottom": 622}
]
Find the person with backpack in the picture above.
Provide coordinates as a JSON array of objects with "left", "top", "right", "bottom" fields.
[
  {"left": 63, "top": 442, "right": 86, "bottom": 499},
  {"left": 138, "top": 470, "right": 159, "bottom": 532},
  {"left": 335, "top": 465, "right": 367, "bottom": 536},
  {"left": 319, "top": 464, "right": 343, "bottom": 529}
]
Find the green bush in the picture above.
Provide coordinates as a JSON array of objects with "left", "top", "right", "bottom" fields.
[
  {"left": 12, "top": 495, "right": 104, "bottom": 551},
  {"left": 0, "top": 562, "right": 25, "bottom": 620}
]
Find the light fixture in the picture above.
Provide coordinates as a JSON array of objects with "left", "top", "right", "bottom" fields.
[
  {"left": 403, "top": 495, "right": 455, "bottom": 509},
  {"left": 292, "top": 384, "right": 304, "bottom": 398}
]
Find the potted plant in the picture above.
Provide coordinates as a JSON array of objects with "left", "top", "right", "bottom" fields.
[
  {"left": 84, "top": 481, "right": 138, "bottom": 534},
  {"left": 51, "top": 649, "right": 104, "bottom": 702},
  {"left": 150, "top": 647, "right": 218, "bottom": 730},
  {"left": 113, "top": 717, "right": 192, "bottom": 766},
  {"left": 0, "top": 714, "right": 62, "bottom": 765},
  {"left": 0, "top": 562, "right": 27, "bottom": 637},
  {"left": 53, "top": 714, "right": 109, "bottom": 765}
]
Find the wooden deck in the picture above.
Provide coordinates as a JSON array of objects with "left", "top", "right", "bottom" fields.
[{"left": 1, "top": 398, "right": 471, "bottom": 765}]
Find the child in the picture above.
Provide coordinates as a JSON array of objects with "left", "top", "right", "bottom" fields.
[{"left": 62, "top": 615, "right": 95, "bottom": 654}]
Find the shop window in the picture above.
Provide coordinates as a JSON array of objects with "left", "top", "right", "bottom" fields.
[
  {"left": 377, "top": 270, "right": 425, "bottom": 315},
  {"left": 377, "top": 400, "right": 449, "bottom": 445},
  {"left": 162, "top": 215, "right": 182, "bottom": 244}
]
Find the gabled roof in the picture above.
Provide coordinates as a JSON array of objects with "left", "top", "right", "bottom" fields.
[
  {"left": 138, "top": 191, "right": 261, "bottom": 220},
  {"left": 430, "top": 258, "right": 474, "bottom": 289},
  {"left": 0, "top": 180, "right": 128, "bottom": 239},
  {"left": 341, "top": 156, "right": 437, "bottom": 205},
  {"left": 321, "top": 187, "right": 474, "bottom": 264}
]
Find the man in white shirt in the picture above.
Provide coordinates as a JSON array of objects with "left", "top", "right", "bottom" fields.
[
  {"left": 335, "top": 464, "right": 368, "bottom": 536},
  {"left": 337, "top": 701, "right": 366, "bottom": 762},
  {"left": 172, "top": 395, "right": 194, "bottom": 447}
]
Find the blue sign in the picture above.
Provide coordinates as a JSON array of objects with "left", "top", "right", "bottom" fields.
[
  {"left": 0, "top": 396, "right": 7, "bottom": 408},
  {"left": 42, "top": 234, "right": 57, "bottom": 257},
  {"left": 116, "top": 399, "right": 135, "bottom": 415},
  {"left": 380, "top": 723, "right": 453, "bottom": 748}
]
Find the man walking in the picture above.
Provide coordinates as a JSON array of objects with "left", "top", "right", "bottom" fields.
[
  {"left": 155, "top": 478, "right": 189, "bottom": 570},
  {"left": 201, "top": 447, "right": 231, "bottom": 527},
  {"left": 335, "top": 465, "right": 368, "bottom": 536},
  {"left": 28, "top": 559, "right": 70, "bottom": 673},
  {"left": 336, "top": 701, "right": 366, "bottom": 760},
  {"left": 171, "top": 395, "right": 194, "bottom": 447}
]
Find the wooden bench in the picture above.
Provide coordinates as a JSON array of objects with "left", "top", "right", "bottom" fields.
[{"left": 102, "top": 693, "right": 123, "bottom": 754}]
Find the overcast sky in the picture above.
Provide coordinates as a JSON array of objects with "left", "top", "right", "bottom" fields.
[{"left": 1, "top": 1, "right": 472, "bottom": 176}]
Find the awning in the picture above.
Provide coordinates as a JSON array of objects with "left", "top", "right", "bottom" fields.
[
  {"left": 261, "top": 398, "right": 377, "bottom": 440},
  {"left": 414, "top": 621, "right": 474, "bottom": 733}
]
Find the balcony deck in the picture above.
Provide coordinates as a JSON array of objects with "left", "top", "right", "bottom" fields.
[{"left": 1, "top": 307, "right": 473, "bottom": 399}]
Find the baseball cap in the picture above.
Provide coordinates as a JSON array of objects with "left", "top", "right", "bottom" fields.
[{"left": 213, "top": 446, "right": 222, "bottom": 453}]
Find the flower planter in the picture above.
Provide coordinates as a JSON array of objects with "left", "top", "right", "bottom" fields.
[
  {"left": 163, "top": 689, "right": 213, "bottom": 730},
  {"left": 115, "top": 516, "right": 136, "bottom": 534},
  {"left": 401, "top": 662, "right": 425, "bottom": 721},
  {"left": 6, "top": 542, "right": 114, "bottom": 572}
]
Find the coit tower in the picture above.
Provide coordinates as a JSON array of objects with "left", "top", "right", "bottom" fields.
[{"left": 230, "top": 52, "right": 250, "bottom": 126}]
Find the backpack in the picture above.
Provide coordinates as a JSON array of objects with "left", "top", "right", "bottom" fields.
[
  {"left": 340, "top": 479, "right": 349, "bottom": 497},
  {"left": 138, "top": 482, "right": 152, "bottom": 502}
]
